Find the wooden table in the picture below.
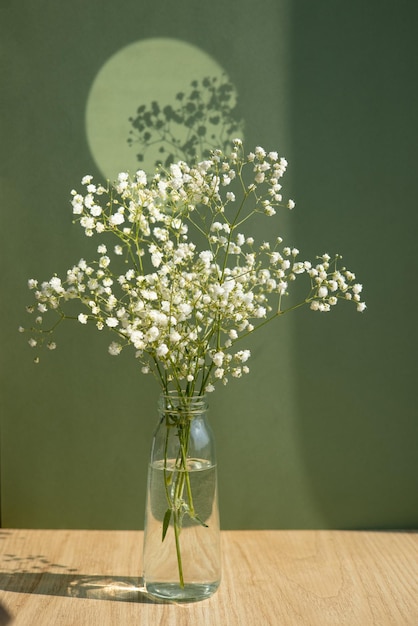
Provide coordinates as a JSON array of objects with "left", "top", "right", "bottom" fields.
[{"left": 0, "top": 529, "right": 417, "bottom": 625}]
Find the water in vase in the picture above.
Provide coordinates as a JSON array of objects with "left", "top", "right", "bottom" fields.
[{"left": 143, "top": 458, "right": 221, "bottom": 602}]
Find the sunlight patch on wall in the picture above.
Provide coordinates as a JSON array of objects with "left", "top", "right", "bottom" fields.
[{"left": 85, "top": 37, "right": 243, "bottom": 180}]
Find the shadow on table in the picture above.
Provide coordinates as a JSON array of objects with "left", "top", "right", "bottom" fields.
[
  {"left": 0, "top": 571, "right": 165, "bottom": 604},
  {"left": 0, "top": 604, "right": 12, "bottom": 626},
  {"left": 0, "top": 542, "right": 169, "bottom": 605}
]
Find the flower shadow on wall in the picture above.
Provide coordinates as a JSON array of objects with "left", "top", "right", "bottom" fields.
[{"left": 127, "top": 75, "right": 245, "bottom": 170}]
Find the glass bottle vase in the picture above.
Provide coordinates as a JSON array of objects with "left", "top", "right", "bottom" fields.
[{"left": 142, "top": 393, "right": 221, "bottom": 602}]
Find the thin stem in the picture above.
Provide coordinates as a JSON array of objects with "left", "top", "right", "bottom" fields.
[
  {"left": 179, "top": 421, "right": 196, "bottom": 516},
  {"left": 159, "top": 393, "right": 208, "bottom": 589},
  {"left": 173, "top": 510, "right": 185, "bottom": 587},
  {"left": 230, "top": 297, "right": 316, "bottom": 346}
]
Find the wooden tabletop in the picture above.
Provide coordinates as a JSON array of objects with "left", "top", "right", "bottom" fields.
[{"left": 0, "top": 529, "right": 417, "bottom": 625}]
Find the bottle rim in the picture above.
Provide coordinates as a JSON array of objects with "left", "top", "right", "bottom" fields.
[{"left": 159, "top": 391, "right": 208, "bottom": 414}]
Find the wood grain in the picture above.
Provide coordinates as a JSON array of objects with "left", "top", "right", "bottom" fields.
[{"left": 0, "top": 529, "right": 417, "bottom": 625}]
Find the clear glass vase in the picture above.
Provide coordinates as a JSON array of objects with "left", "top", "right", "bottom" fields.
[{"left": 142, "top": 392, "right": 221, "bottom": 602}]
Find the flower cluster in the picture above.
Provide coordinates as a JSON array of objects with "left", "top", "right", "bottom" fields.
[{"left": 21, "top": 139, "right": 365, "bottom": 393}]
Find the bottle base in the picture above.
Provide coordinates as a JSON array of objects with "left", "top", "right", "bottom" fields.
[{"left": 145, "top": 580, "right": 220, "bottom": 603}]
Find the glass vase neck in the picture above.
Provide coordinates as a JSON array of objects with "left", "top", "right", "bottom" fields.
[{"left": 159, "top": 392, "right": 208, "bottom": 415}]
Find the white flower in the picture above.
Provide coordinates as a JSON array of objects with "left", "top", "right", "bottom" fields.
[
  {"left": 91, "top": 205, "right": 102, "bottom": 217},
  {"left": 146, "top": 326, "right": 160, "bottom": 342},
  {"left": 80, "top": 216, "right": 95, "bottom": 231},
  {"left": 110, "top": 212, "right": 124, "bottom": 226},
  {"left": 50, "top": 277, "right": 64, "bottom": 293},
  {"left": 105, "top": 317, "right": 119, "bottom": 328},
  {"left": 178, "top": 303, "right": 192, "bottom": 317},
  {"left": 357, "top": 302, "right": 366, "bottom": 312},
  {"left": 169, "top": 330, "right": 181, "bottom": 343},
  {"left": 84, "top": 194, "right": 94, "bottom": 209},
  {"left": 151, "top": 251, "right": 163, "bottom": 268},
  {"left": 236, "top": 349, "right": 251, "bottom": 363},
  {"left": 135, "top": 170, "right": 147, "bottom": 185},
  {"left": 108, "top": 342, "right": 122, "bottom": 356},
  {"left": 255, "top": 146, "right": 266, "bottom": 158},
  {"left": 78, "top": 313, "right": 88, "bottom": 324},
  {"left": 199, "top": 250, "right": 213, "bottom": 267},
  {"left": 263, "top": 204, "right": 276, "bottom": 216},
  {"left": 130, "top": 331, "right": 145, "bottom": 349},
  {"left": 156, "top": 343, "right": 169, "bottom": 357},
  {"left": 72, "top": 194, "right": 84, "bottom": 214},
  {"left": 212, "top": 351, "right": 224, "bottom": 367}
]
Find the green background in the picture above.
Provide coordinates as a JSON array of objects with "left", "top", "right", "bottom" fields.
[{"left": 1, "top": 0, "right": 417, "bottom": 530}]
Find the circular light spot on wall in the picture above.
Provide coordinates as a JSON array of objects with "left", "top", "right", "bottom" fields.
[{"left": 86, "top": 38, "right": 243, "bottom": 181}]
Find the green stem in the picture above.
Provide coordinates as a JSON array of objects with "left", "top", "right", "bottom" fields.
[
  {"left": 160, "top": 414, "right": 186, "bottom": 588},
  {"left": 173, "top": 510, "right": 185, "bottom": 588},
  {"left": 160, "top": 396, "right": 204, "bottom": 589},
  {"left": 162, "top": 415, "right": 173, "bottom": 503},
  {"left": 179, "top": 421, "right": 196, "bottom": 516}
]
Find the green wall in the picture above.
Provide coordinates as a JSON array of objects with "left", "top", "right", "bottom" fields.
[{"left": 1, "top": 0, "right": 417, "bottom": 530}]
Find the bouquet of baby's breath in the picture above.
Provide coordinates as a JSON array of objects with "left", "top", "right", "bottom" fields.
[
  {"left": 22, "top": 139, "right": 365, "bottom": 394},
  {"left": 21, "top": 140, "right": 365, "bottom": 587}
]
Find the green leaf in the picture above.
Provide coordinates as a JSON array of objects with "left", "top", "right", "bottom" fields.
[
  {"left": 194, "top": 513, "right": 209, "bottom": 528},
  {"left": 162, "top": 509, "right": 172, "bottom": 542}
]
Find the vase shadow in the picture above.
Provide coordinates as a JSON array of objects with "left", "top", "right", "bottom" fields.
[{"left": 0, "top": 571, "right": 168, "bottom": 604}]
